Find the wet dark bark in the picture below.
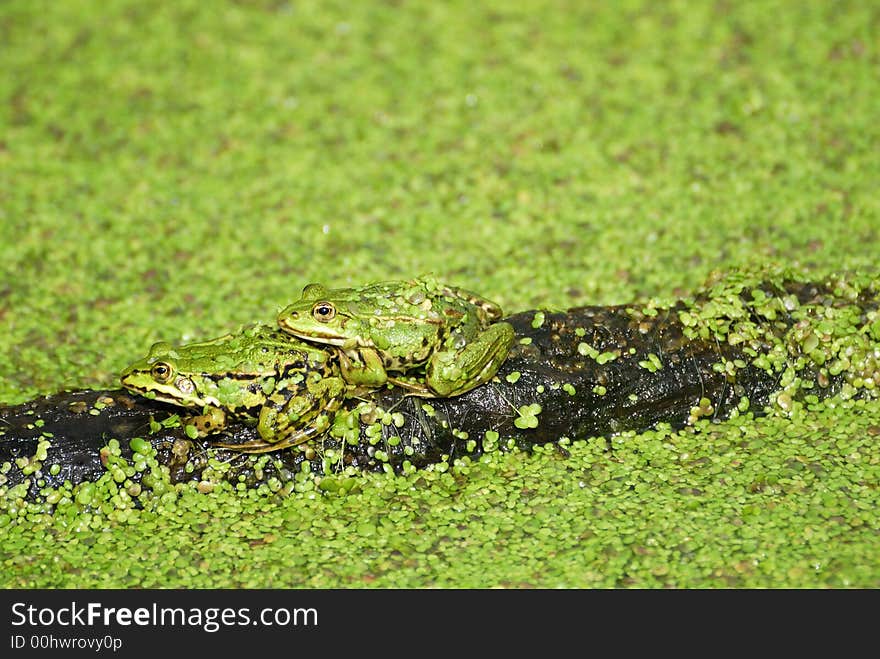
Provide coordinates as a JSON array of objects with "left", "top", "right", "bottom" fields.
[{"left": 1, "top": 272, "right": 876, "bottom": 494}]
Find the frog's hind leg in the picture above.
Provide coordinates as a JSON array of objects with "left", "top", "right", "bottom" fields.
[
  {"left": 211, "top": 438, "right": 277, "bottom": 453},
  {"left": 385, "top": 375, "right": 437, "bottom": 398},
  {"left": 426, "top": 321, "right": 516, "bottom": 397},
  {"left": 210, "top": 424, "right": 324, "bottom": 454},
  {"left": 213, "top": 390, "right": 346, "bottom": 453}
]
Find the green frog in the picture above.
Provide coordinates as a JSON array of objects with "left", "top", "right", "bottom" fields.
[
  {"left": 276, "top": 277, "right": 516, "bottom": 397},
  {"left": 119, "top": 324, "right": 348, "bottom": 453}
]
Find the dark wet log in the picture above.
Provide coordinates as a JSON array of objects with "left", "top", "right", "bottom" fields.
[{"left": 1, "top": 268, "right": 878, "bottom": 495}]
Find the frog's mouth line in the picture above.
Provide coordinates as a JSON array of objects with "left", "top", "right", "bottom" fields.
[
  {"left": 120, "top": 379, "right": 213, "bottom": 408},
  {"left": 283, "top": 329, "right": 347, "bottom": 346}
]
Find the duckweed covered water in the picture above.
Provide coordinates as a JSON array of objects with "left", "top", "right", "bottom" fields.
[
  {"left": 2, "top": 395, "right": 878, "bottom": 588},
  {"left": 1, "top": 0, "right": 878, "bottom": 587}
]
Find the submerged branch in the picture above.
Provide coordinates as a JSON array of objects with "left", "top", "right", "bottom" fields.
[{"left": 1, "top": 266, "right": 878, "bottom": 498}]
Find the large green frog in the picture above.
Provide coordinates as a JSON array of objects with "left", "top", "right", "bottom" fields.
[
  {"left": 276, "top": 277, "right": 516, "bottom": 397},
  {"left": 119, "top": 324, "right": 347, "bottom": 453}
]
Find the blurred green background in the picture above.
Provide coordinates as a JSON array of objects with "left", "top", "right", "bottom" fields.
[{"left": 1, "top": 0, "right": 878, "bottom": 587}]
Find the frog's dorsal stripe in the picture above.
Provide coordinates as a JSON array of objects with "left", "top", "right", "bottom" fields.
[
  {"left": 200, "top": 371, "right": 274, "bottom": 381},
  {"left": 362, "top": 314, "right": 446, "bottom": 325}
]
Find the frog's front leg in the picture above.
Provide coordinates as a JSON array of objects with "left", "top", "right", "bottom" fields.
[
  {"left": 337, "top": 347, "right": 389, "bottom": 387},
  {"left": 425, "top": 321, "right": 516, "bottom": 397}
]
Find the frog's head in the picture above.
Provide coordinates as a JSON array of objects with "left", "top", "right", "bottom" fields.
[
  {"left": 120, "top": 340, "right": 216, "bottom": 407},
  {"left": 277, "top": 282, "right": 361, "bottom": 346}
]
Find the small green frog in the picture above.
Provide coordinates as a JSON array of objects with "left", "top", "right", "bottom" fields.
[
  {"left": 119, "top": 324, "right": 347, "bottom": 453},
  {"left": 276, "top": 277, "right": 515, "bottom": 397}
]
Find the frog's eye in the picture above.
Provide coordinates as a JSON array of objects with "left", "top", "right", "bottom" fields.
[
  {"left": 151, "top": 362, "right": 174, "bottom": 383},
  {"left": 312, "top": 301, "right": 337, "bottom": 322}
]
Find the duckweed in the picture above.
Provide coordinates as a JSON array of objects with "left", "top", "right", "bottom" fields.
[
  {"left": 5, "top": 392, "right": 874, "bottom": 588},
  {"left": 514, "top": 404, "right": 543, "bottom": 430},
  {"left": 1, "top": 0, "right": 879, "bottom": 589}
]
